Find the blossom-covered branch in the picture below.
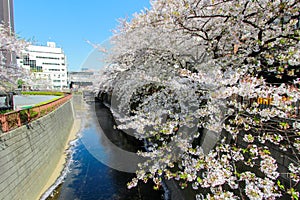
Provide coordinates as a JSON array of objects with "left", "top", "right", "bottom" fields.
[
  {"left": 0, "top": 24, "right": 28, "bottom": 90},
  {"left": 98, "top": 0, "right": 300, "bottom": 199}
]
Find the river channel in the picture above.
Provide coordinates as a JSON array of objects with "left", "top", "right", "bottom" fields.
[{"left": 44, "top": 98, "right": 164, "bottom": 200}]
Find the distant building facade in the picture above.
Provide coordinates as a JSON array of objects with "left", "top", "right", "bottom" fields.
[
  {"left": 17, "top": 42, "right": 68, "bottom": 90},
  {"left": 68, "top": 68, "right": 102, "bottom": 91},
  {"left": 68, "top": 71, "right": 94, "bottom": 90}
]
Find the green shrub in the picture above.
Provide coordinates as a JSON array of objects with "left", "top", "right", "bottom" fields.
[
  {"left": 19, "top": 109, "right": 39, "bottom": 123},
  {"left": 29, "top": 110, "right": 38, "bottom": 118},
  {"left": 21, "top": 91, "right": 65, "bottom": 96},
  {"left": 34, "top": 96, "right": 62, "bottom": 106},
  {"left": 40, "top": 109, "right": 46, "bottom": 116},
  {"left": 19, "top": 110, "right": 29, "bottom": 123},
  {"left": 0, "top": 109, "right": 13, "bottom": 114}
]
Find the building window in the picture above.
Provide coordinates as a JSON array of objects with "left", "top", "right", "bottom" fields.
[
  {"left": 43, "top": 62, "right": 60, "bottom": 65},
  {"left": 23, "top": 56, "right": 30, "bottom": 65},
  {"left": 36, "top": 56, "right": 59, "bottom": 60}
]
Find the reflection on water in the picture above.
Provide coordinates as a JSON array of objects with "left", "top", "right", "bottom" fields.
[{"left": 46, "top": 100, "right": 163, "bottom": 200}]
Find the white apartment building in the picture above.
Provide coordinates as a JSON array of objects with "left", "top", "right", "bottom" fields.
[{"left": 17, "top": 42, "right": 68, "bottom": 90}]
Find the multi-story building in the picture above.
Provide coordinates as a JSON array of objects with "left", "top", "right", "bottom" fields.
[
  {"left": 0, "top": 0, "right": 14, "bottom": 30},
  {"left": 17, "top": 42, "right": 68, "bottom": 90}
]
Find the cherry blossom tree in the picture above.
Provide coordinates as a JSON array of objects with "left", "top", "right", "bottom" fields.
[
  {"left": 0, "top": 24, "right": 28, "bottom": 90},
  {"left": 98, "top": 0, "right": 300, "bottom": 199}
]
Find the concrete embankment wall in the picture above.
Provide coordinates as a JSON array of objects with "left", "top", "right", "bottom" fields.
[{"left": 0, "top": 99, "right": 75, "bottom": 200}]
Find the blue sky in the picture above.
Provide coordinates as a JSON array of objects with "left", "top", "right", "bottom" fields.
[{"left": 14, "top": 0, "right": 151, "bottom": 71}]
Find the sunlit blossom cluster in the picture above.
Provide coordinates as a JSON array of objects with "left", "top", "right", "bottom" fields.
[
  {"left": 0, "top": 24, "right": 28, "bottom": 89},
  {"left": 98, "top": 0, "right": 300, "bottom": 199}
]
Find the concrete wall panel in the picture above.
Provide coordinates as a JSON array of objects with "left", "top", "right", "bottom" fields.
[{"left": 0, "top": 99, "right": 74, "bottom": 200}]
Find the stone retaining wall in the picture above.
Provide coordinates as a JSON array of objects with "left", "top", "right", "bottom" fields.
[{"left": 0, "top": 99, "right": 75, "bottom": 200}]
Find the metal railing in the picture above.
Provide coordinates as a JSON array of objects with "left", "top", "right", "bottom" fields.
[{"left": 0, "top": 94, "right": 72, "bottom": 133}]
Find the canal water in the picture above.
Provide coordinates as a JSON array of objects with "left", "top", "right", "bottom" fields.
[{"left": 43, "top": 98, "right": 164, "bottom": 200}]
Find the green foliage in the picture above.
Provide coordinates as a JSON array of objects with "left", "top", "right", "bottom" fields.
[
  {"left": 21, "top": 91, "right": 65, "bottom": 96},
  {"left": 47, "top": 107, "right": 53, "bottom": 112},
  {"left": 40, "top": 109, "right": 46, "bottom": 116},
  {"left": 19, "top": 110, "right": 29, "bottom": 123},
  {"left": 288, "top": 188, "right": 299, "bottom": 200},
  {"left": 34, "top": 97, "right": 62, "bottom": 107},
  {"left": 29, "top": 110, "right": 38, "bottom": 118},
  {"left": 30, "top": 69, "right": 43, "bottom": 72},
  {"left": 0, "top": 110, "right": 13, "bottom": 114},
  {"left": 17, "top": 79, "right": 25, "bottom": 88},
  {"left": 19, "top": 109, "right": 39, "bottom": 123},
  {"left": 277, "top": 180, "right": 285, "bottom": 191}
]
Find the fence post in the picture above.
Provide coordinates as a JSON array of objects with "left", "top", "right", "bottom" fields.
[
  {"left": 17, "top": 111, "right": 21, "bottom": 127},
  {"left": 1, "top": 114, "right": 9, "bottom": 132},
  {"left": 0, "top": 115, "right": 3, "bottom": 132},
  {"left": 27, "top": 109, "right": 31, "bottom": 122}
]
